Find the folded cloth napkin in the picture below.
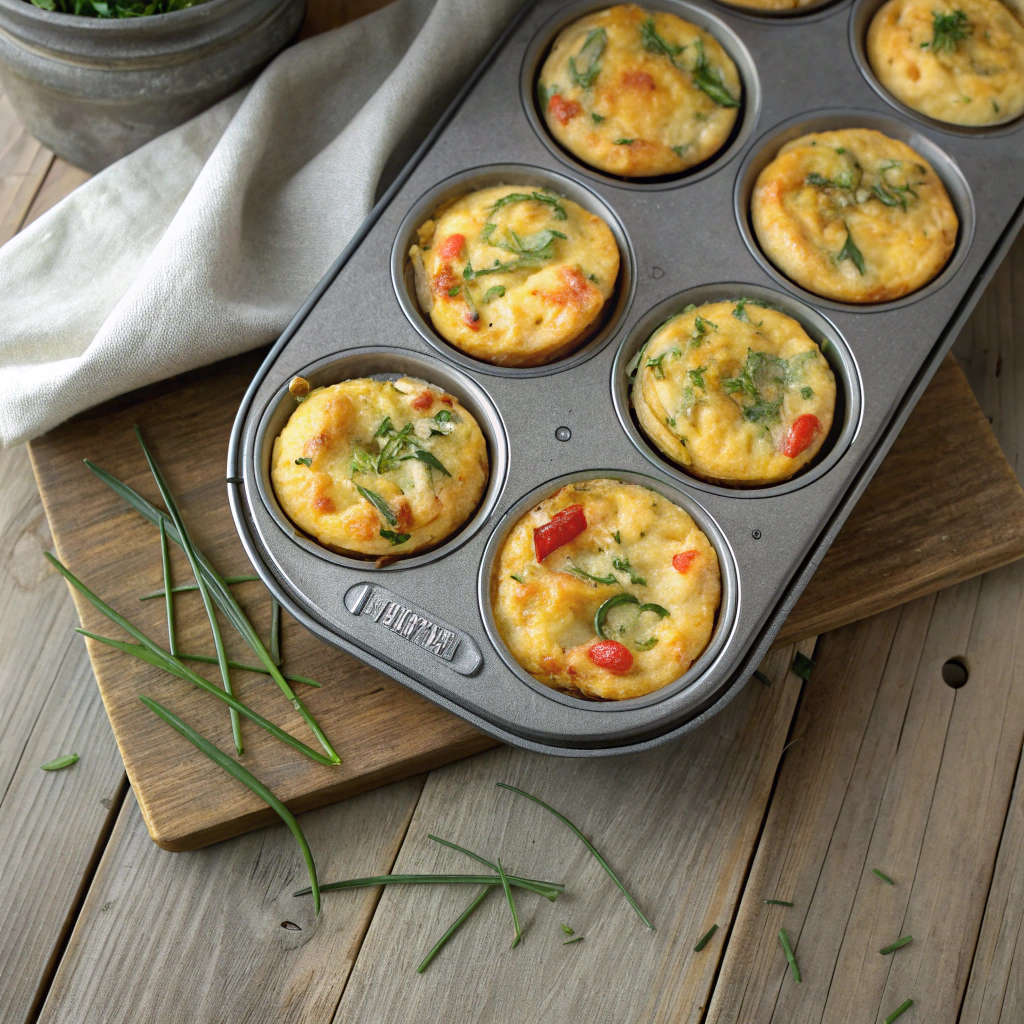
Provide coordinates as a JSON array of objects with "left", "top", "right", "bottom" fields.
[{"left": 0, "top": 0, "right": 526, "bottom": 447}]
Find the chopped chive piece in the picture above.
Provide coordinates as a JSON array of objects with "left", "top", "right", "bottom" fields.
[
  {"left": 884, "top": 999, "right": 914, "bottom": 1023},
  {"left": 380, "top": 529, "right": 412, "bottom": 546},
  {"left": 356, "top": 484, "right": 398, "bottom": 526},
  {"left": 764, "top": 899, "right": 794, "bottom": 906},
  {"left": 694, "top": 924, "right": 719, "bottom": 951},
  {"left": 426, "top": 833, "right": 562, "bottom": 901},
  {"left": 792, "top": 652, "right": 815, "bottom": 680},
  {"left": 561, "top": 923, "right": 575, "bottom": 935},
  {"left": 614, "top": 138, "right": 634, "bottom": 145},
  {"left": 613, "top": 531, "right": 621, "bottom": 544},
  {"left": 40, "top": 753, "right": 79, "bottom": 771},
  {"left": 483, "top": 285, "right": 506, "bottom": 303},
  {"left": 141, "top": 695, "right": 320, "bottom": 915},
  {"left": 837, "top": 225, "right": 866, "bottom": 275},
  {"left": 510, "top": 573, "right": 526, "bottom": 584},
  {"left": 159, "top": 518, "right": 177, "bottom": 657},
  {"left": 497, "top": 783, "right": 652, "bottom": 929},
  {"left": 567, "top": 561, "right": 617, "bottom": 586},
  {"left": 447, "top": 285, "right": 461, "bottom": 297},
  {"left": 779, "top": 928, "right": 801, "bottom": 983},
  {"left": 139, "top": 575, "right": 260, "bottom": 601},
  {"left": 294, "top": 873, "right": 564, "bottom": 899},
  {"left": 692, "top": 38, "right": 739, "bottom": 107},
  {"left": 591, "top": 111, "right": 605, "bottom": 122},
  {"left": 497, "top": 858, "right": 522, "bottom": 948},
  {"left": 417, "top": 887, "right": 490, "bottom": 973},
  {"left": 873, "top": 868, "right": 896, "bottom": 885},
  {"left": 294, "top": 457, "right": 313, "bottom": 467},
  {"left": 409, "top": 449, "right": 451, "bottom": 476},
  {"left": 563, "top": 935, "right": 584, "bottom": 944},
  {"left": 879, "top": 935, "right": 913, "bottom": 955},
  {"left": 270, "top": 597, "right": 281, "bottom": 667},
  {"left": 754, "top": 669, "right": 773, "bottom": 686},
  {"left": 801, "top": 386, "right": 814, "bottom": 400}
]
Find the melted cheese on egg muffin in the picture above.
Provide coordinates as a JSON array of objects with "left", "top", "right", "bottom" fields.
[
  {"left": 410, "top": 185, "right": 620, "bottom": 367},
  {"left": 868, "top": 0, "right": 1024, "bottom": 126},
  {"left": 718, "top": 0, "right": 822, "bottom": 10},
  {"left": 632, "top": 300, "right": 836, "bottom": 486},
  {"left": 493, "top": 479, "right": 721, "bottom": 701},
  {"left": 752, "top": 128, "right": 958, "bottom": 303},
  {"left": 272, "top": 377, "right": 488, "bottom": 558},
  {"left": 537, "top": 4, "right": 741, "bottom": 177}
]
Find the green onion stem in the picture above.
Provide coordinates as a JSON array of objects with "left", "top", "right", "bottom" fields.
[
  {"left": 694, "top": 924, "right": 718, "bottom": 952},
  {"left": 64, "top": 613, "right": 334, "bottom": 766},
  {"left": 879, "top": 935, "right": 913, "bottom": 955},
  {"left": 497, "top": 857, "right": 522, "bottom": 948},
  {"left": 134, "top": 428, "right": 241, "bottom": 755},
  {"left": 417, "top": 887, "right": 491, "bottom": 973},
  {"left": 426, "top": 834, "right": 559, "bottom": 901},
  {"left": 270, "top": 597, "right": 282, "bottom": 667},
  {"left": 292, "top": 873, "right": 565, "bottom": 899},
  {"left": 84, "top": 458, "right": 340, "bottom": 764},
  {"left": 139, "top": 575, "right": 260, "bottom": 601},
  {"left": 140, "top": 695, "right": 319, "bottom": 915},
  {"left": 873, "top": 868, "right": 896, "bottom": 885},
  {"left": 779, "top": 928, "right": 801, "bottom": 983},
  {"left": 497, "top": 782, "right": 653, "bottom": 929},
  {"left": 884, "top": 999, "right": 913, "bottom": 1023},
  {"left": 159, "top": 519, "right": 177, "bottom": 656}
]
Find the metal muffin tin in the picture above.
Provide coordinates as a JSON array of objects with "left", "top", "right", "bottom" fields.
[{"left": 228, "top": 0, "right": 1024, "bottom": 756}]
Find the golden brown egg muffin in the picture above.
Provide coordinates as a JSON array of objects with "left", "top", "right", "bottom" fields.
[
  {"left": 632, "top": 300, "right": 836, "bottom": 486},
  {"left": 492, "top": 478, "right": 721, "bottom": 701},
  {"left": 272, "top": 376, "right": 488, "bottom": 558},
  {"left": 751, "top": 128, "right": 958, "bottom": 303},
  {"left": 868, "top": 0, "right": 1024, "bottom": 126},
  {"left": 537, "top": 4, "right": 741, "bottom": 177},
  {"left": 410, "top": 185, "right": 620, "bottom": 367},
  {"left": 717, "top": 0, "right": 821, "bottom": 10}
]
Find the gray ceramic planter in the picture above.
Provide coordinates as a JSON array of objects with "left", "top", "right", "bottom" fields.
[{"left": 0, "top": 0, "right": 306, "bottom": 171}]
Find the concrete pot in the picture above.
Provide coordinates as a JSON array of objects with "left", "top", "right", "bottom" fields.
[{"left": 0, "top": 0, "right": 306, "bottom": 171}]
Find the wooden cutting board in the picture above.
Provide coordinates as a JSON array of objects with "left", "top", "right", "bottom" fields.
[{"left": 27, "top": 349, "right": 1024, "bottom": 851}]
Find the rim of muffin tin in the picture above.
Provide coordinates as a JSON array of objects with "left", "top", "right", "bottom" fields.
[
  {"left": 733, "top": 107, "right": 978, "bottom": 314},
  {"left": 849, "top": 0, "right": 1024, "bottom": 137},
  {"left": 251, "top": 346, "right": 509, "bottom": 571},
  {"left": 709, "top": 0, "right": 850, "bottom": 23},
  {"left": 611, "top": 282, "right": 863, "bottom": 498},
  {"left": 518, "top": 0, "right": 763, "bottom": 191},
  {"left": 476, "top": 468, "right": 740, "bottom": 713},
  {"left": 390, "top": 163, "right": 637, "bottom": 379}
]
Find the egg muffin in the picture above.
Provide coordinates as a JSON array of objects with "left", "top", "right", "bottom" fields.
[
  {"left": 271, "top": 376, "right": 488, "bottom": 558},
  {"left": 717, "top": 0, "right": 822, "bottom": 10},
  {"left": 537, "top": 5, "right": 741, "bottom": 177},
  {"left": 632, "top": 300, "right": 836, "bottom": 486},
  {"left": 868, "top": 0, "right": 1024, "bottom": 126},
  {"left": 752, "top": 128, "right": 958, "bottom": 303},
  {"left": 492, "top": 478, "right": 721, "bottom": 701},
  {"left": 410, "top": 185, "right": 620, "bottom": 367}
]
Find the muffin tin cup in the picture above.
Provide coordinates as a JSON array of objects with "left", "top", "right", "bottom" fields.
[
  {"left": 849, "top": 0, "right": 1024, "bottom": 136},
  {"left": 520, "top": 0, "right": 763, "bottom": 190},
  {"left": 477, "top": 469, "right": 740, "bottom": 713},
  {"left": 733, "top": 107, "right": 977, "bottom": 314},
  {"left": 227, "top": 0, "right": 1024, "bottom": 756},
  {"left": 611, "top": 282, "right": 863, "bottom": 498}
]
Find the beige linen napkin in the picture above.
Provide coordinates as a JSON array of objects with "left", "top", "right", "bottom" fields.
[{"left": 0, "top": 0, "right": 526, "bottom": 446}]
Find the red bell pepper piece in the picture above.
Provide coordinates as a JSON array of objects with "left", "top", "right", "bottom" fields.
[
  {"left": 587, "top": 640, "right": 634, "bottom": 675},
  {"left": 533, "top": 503, "right": 587, "bottom": 562},
  {"left": 672, "top": 551, "right": 698, "bottom": 574},
  {"left": 781, "top": 414, "right": 821, "bottom": 458},
  {"left": 436, "top": 233, "right": 465, "bottom": 261}
]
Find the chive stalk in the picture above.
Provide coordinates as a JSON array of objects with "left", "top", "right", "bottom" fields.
[
  {"left": 417, "top": 888, "right": 490, "bottom": 973},
  {"left": 426, "top": 834, "right": 560, "bottom": 900},
  {"left": 270, "top": 597, "right": 282, "bottom": 667},
  {"left": 873, "top": 868, "right": 896, "bottom": 885},
  {"left": 141, "top": 695, "right": 320, "bottom": 915},
  {"left": 139, "top": 575, "right": 260, "bottom": 601},
  {"left": 497, "top": 782, "right": 652, "bottom": 929},
  {"left": 694, "top": 924, "right": 718, "bottom": 952},
  {"left": 779, "top": 928, "right": 801, "bottom": 983},
  {"left": 879, "top": 935, "right": 913, "bottom": 955},
  {"left": 159, "top": 519, "right": 177, "bottom": 656},
  {"left": 884, "top": 999, "right": 913, "bottom": 1023},
  {"left": 84, "top": 458, "right": 340, "bottom": 764},
  {"left": 563, "top": 936, "right": 584, "bottom": 944},
  {"left": 764, "top": 899, "right": 794, "bottom": 906},
  {"left": 293, "top": 873, "right": 565, "bottom": 900},
  {"left": 497, "top": 857, "right": 522, "bottom": 948}
]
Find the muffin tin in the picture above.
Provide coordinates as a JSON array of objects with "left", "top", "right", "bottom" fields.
[{"left": 227, "top": 0, "right": 1024, "bottom": 756}]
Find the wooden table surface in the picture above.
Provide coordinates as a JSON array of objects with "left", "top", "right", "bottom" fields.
[{"left": 5, "top": 5, "right": 1024, "bottom": 1023}]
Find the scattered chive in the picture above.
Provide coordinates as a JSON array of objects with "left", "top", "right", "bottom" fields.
[
  {"left": 779, "top": 928, "right": 801, "bottom": 983},
  {"left": 884, "top": 998, "right": 914, "bottom": 1023},
  {"left": 561, "top": 923, "right": 575, "bottom": 935},
  {"left": 84, "top": 459, "right": 341, "bottom": 764},
  {"left": 417, "top": 887, "right": 490, "bottom": 973},
  {"left": 694, "top": 924, "right": 719, "bottom": 951},
  {"left": 294, "top": 457, "right": 313, "bottom": 467},
  {"left": 754, "top": 669, "right": 773, "bottom": 686},
  {"left": 140, "top": 694, "right": 320, "bottom": 915},
  {"left": 510, "top": 573, "right": 526, "bottom": 584},
  {"left": 40, "top": 753, "right": 79, "bottom": 771},
  {"left": 67, "top": 619, "right": 335, "bottom": 765},
  {"left": 792, "top": 652, "right": 815, "bottom": 681},
  {"left": 563, "top": 936, "right": 584, "bottom": 944},
  {"left": 497, "top": 782, "right": 652, "bottom": 929},
  {"left": 764, "top": 899, "right": 794, "bottom": 906},
  {"left": 134, "top": 428, "right": 242, "bottom": 755},
  {"left": 159, "top": 518, "right": 177, "bottom": 656},
  {"left": 497, "top": 858, "right": 522, "bottom": 948},
  {"left": 293, "top": 873, "right": 564, "bottom": 900},
  {"left": 426, "top": 834, "right": 561, "bottom": 901},
  {"left": 879, "top": 935, "right": 913, "bottom": 955},
  {"left": 270, "top": 597, "right": 282, "bottom": 667},
  {"left": 139, "top": 575, "right": 260, "bottom": 600},
  {"left": 873, "top": 868, "right": 896, "bottom": 885}
]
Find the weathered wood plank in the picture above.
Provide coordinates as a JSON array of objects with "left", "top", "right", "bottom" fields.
[
  {"left": 330, "top": 643, "right": 810, "bottom": 1024},
  {"left": 34, "top": 779, "right": 424, "bottom": 1024},
  {"left": 21, "top": 157, "right": 91, "bottom": 229},
  {"left": 0, "top": 92, "right": 53, "bottom": 245}
]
